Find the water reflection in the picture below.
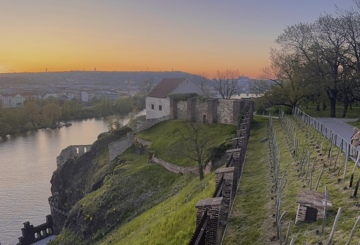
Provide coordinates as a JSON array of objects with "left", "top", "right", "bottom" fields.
[{"left": 0, "top": 117, "right": 113, "bottom": 245}]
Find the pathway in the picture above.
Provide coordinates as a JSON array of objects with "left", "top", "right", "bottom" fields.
[{"left": 314, "top": 117, "right": 358, "bottom": 161}]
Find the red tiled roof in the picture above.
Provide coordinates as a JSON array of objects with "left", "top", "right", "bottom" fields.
[{"left": 148, "top": 78, "right": 186, "bottom": 98}]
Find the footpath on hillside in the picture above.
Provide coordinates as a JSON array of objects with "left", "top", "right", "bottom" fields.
[{"left": 315, "top": 118, "right": 356, "bottom": 146}]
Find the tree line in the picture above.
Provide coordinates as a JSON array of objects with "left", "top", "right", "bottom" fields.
[
  {"left": 251, "top": 1, "right": 360, "bottom": 118},
  {"left": 0, "top": 85, "right": 150, "bottom": 137}
]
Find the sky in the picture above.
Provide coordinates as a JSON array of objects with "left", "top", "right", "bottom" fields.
[{"left": 0, "top": 0, "right": 357, "bottom": 78}]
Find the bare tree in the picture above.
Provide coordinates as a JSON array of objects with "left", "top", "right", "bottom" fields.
[
  {"left": 276, "top": 14, "right": 350, "bottom": 117},
  {"left": 259, "top": 49, "right": 311, "bottom": 109},
  {"left": 212, "top": 69, "right": 239, "bottom": 99},
  {"left": 173, "top": 123, "right": 214, "bottom": 180}
]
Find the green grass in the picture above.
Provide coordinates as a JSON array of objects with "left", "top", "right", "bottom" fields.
[
  {"left": 95, "top": 173, "right": 215, "bottom": 245},
  {"left": 136, "top": 120, "right": 236, "bottom": 167},
  {"left": 50, "top": 120, "right": 230, "bottom": 245},
  {"left": 301, "top": 105, "right": 360, "bottom": 118},
  {"left": 222, "top": 116, "right": 273, "bottom": 244},
  {"left": 224, "top": 115, "right": 360, "bottom": 244}
]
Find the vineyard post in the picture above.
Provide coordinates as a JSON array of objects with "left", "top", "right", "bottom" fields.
[
  {"left": 345, "top": 216, "right": 360, "bottom": 245},
  {"left": 343, "top": 143, "right": 349, "bottom": 180},
  {"left": 321, "top": 186, "right": 328, "bottom": 234},
  {"left": 327, "top": 207, "right": 342, "bottom": 245},
  {"left": 349, "top": 152, "right": 360, "bottom": 188},
  {"left": 309, "top": 160, "right": 315, "bottom": 190},
  {"left": 353, "top": 174, "right": 360, "bottom": 197}
]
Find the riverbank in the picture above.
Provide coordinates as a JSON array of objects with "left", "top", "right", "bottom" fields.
[{"left": 0, "top": 118, "right": 113, "bottom": 245}]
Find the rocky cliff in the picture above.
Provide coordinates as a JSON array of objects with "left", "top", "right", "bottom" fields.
[
  {"left": 48, "top": 126, "right": 188, "bottom": 244},
  {"left": 49, "top": 127, "right": 132, "bottom": 237}
]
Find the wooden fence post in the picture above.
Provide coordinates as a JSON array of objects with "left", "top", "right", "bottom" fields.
[{"left": 327, "top": 207, "right": 342, "bottom": 245}]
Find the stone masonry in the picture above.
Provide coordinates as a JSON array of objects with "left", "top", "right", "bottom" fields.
[{"left": 56, "top": 145, "right": 92, "bottom": 167}]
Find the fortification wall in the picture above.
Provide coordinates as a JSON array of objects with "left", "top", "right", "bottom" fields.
[
  {"left": 194, "top": 100, "right": 208, "bottom": 123},
  {"left": 217, "top": 99, "right": 236, "bottom": 125},
  {"left": 56, "top": 145, "right": 92, "bottom": 167},
  {"left": 108, "top": 132, "right": 135, "bottom": 162},
  {"left": 135, "top": 115, "right": 170, "bottom": 133},
  {"left": 176, "top": 100, "right": 188, "bottom": 120},
  {"left": 171, "top": 98, "right": 242, "bottom": 126},
  {"left": 151, "top": 155, "right": 198, "bottom": 175}
]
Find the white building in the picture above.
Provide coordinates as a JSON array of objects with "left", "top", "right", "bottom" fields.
[
  {"left": 145, "top": 78, "right": 203, "bottom": 119},
  {"left": 0, "top": 93, "right": 27, "bottom": 108}
]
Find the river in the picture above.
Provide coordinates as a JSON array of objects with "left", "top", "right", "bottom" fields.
[{"left": 0, "top": 116, "right": 122, "bottom": 245}]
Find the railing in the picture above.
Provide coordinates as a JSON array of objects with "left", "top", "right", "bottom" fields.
[
  {"left": 292, "top": 107, "right": 358, "bottom": 158},
  {"left": 213, "top": 176, "right": 224, "bottom": 197},
  {"left": 189, "top": 210, "right": 209, "bottom": 245}
]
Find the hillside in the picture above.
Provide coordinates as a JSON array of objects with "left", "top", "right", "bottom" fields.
[
  {"left": 49, "top": 120, "right": 236, "bottom": 245},
  {"left": 223, "top": 115, "right": 360, "bottom": 244}
]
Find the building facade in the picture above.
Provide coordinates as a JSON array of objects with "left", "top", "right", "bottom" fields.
[{"left": 145, "top": 78, "right": 203, "bottom": 119}]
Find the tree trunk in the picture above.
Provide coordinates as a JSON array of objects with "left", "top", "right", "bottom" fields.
[
  {"left": 342, "top": 101, "right": 349, "bottom": 118},
  {"left": 316, "top": 102, "right": 320, "bottom": 111},
  {"left": 198, "top": 163, "right": 204, "bottom": 180},
  {"left": 329, "top": 98, "right": 336, "bottom": 118},
  {"left": 322, "top": 102, "right": 327, "bottom": 111}
]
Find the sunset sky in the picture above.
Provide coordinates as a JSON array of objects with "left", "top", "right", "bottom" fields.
[{"left": 0, "top": 0, "right": 357, "bottom": 78}]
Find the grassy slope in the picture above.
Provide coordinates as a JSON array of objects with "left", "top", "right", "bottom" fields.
[
  {"left": 50, "top": 120, "right": 234, "bottom": 244},
  {"left": 136, "top": 120, "right": 236, "bottom": 167},
  {"left": 222, "top": 116, "right": 272, "bottom": 244},
  {"left": 96, "top": 173, "right": 215, "bottom": 245},
  {"left": 224, "top": 115, "right": 360, "bottom": 244}
]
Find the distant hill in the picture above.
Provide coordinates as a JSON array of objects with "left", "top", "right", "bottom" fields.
[{"left": 0, "top": 71, "right": 207, "bottom": 87}]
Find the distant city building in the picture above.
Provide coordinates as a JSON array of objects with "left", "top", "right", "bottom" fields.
[
  {"left": 81, "top": 91, "right": 89, "bottom": 103},
  {"left": 0, "top": 92, "right": 38, "bottom": 108},
  {"left": 43, "top": 93, "right": 59, "bottom": 100}
]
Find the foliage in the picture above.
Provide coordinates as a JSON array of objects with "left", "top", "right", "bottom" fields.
[
  {"left": 0, "top": 94, "right": 143, "bottom": 136},
  {"left": 262, "top": 10, "right": 360, "bottom": 118}
]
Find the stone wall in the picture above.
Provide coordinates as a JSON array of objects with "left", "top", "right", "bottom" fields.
[
  {"left": 151, "top": 155, "right": 199, "bottom": 175},
  {"left": 56, "top": 145, "right": 92, "bottom": 167},
  {"left": 135, "top": 115, "right": 170, "bottom": 133},
  {"left": 217, "top": 99, "right": 236, "bottom": 125},
  {"left": 108, "top": 132, "right": 135, "bottom": 162},
  {"left": 176, "top": 100, "right": 188, "bottom": 120},
  {"left": 170, "top": 98, "right": 244, "bottom": 126},
  {"left": 189, "top": 101, "right": 254, "bottom": 245},
  {"left": 194, "top": 100, "right": 208, "bottom": 123}
]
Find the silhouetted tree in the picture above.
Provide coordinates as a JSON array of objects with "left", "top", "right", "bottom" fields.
[{"left": 212, "top": 69, "right": 239, "bottom": 99}]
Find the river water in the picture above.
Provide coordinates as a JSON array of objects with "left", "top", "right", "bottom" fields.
[{"left": 0, "top": 117, "right": 119, "bottom": 245}]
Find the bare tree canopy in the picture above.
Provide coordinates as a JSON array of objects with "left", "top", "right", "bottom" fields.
[
  {"left": 260, "top": 9, "right": 360, "bottom": 117},
  {"left": 212, "top": 69, "right": 240, "bottom": 99}
]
